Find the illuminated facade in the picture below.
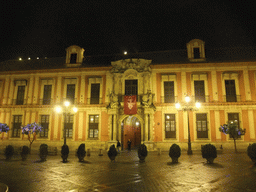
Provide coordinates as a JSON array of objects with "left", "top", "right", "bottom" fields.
[{"left": 1, "top": 39, "right": 256, "bottom": 151}]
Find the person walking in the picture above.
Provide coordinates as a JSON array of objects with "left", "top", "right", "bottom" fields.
[
  {"left": 127, "top": 139, "right": 132, "bottom": 150},
  {"left": 117, "top": 140, "right": 121, "bottom": 153}
]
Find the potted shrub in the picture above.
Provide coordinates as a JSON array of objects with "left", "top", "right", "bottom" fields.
[
  {"left": 4, "top": 145, "right": 14, "bottom": 161},
  {"left": 201, "top": 144, "right": 217, "bottom": 164},
  {"left": 107, "top": 145, "right": 118, "bottom": 161},
  {"left": 247, "top": 143, "right": 256, "bottom": 165},
  {"left": 61, "top": 144, "right": 69, "bottom": 163},
  {"left": 39, "top": 144, "right": 48, "bottom": 161},
  {"left": 169, "top": 144, "right": 181, "bottom": 163},
  {"left": 137, "top": 144, "right": 148, "bottom": 161},
  {"left": 21, "top": 145, "right": 30, "bottom": 161},
  {"left": 77, "top": 143, "right": 86, "bottom": 162}
]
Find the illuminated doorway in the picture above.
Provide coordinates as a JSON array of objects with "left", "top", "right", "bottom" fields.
[{"left": 121, "top": 116, "right": 141, "bottom": 150}]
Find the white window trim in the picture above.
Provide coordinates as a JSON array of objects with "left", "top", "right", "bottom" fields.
[
  {"left": 64, "top": 78, "right": 78, "bottom": 102},
  {"left": 193, "top": 111, "right": 211, "bottom": 141},
  {"left": 13, "top": 80, "right": 28, "bottom": 104},
  {"left": 191, "top": 73, "right": 208, "bottom": 102},
  {"left": 87, "top": 113, "right": 101, "bottom": 140},
  {"left": 88, "top": 77, "right": 102, "bottom": 103},
  {"left": 222, "top": 72, "right": 240, "bottom": 102},
  {"left": 161, "top": 74, "right": 177, "bottom": 103},
  {"left": 162, "top": 108, "right": 179, "bottom": 141},
  {"left": 40, "top": 79, "right": 55, "bottom": 104}
]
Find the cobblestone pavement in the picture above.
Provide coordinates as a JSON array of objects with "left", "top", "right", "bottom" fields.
[{"left": 0, "top": 150, "right": 256, "bottom": 192}]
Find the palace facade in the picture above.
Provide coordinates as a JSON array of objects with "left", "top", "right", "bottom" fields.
[{"left": 1, "top": 39, "right": 256, "bottom": 151}]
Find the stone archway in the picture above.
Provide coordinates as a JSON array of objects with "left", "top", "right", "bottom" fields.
[{"left": 119, "top": 114, "right": 144, "bottom": 150}]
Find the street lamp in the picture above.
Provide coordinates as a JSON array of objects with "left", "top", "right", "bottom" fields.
[
  {"left": 55, "top": 101, "right": 77, "bottom": 145},
  {"left": 175, "top": 95, "right": 200, "bottom": 155}
]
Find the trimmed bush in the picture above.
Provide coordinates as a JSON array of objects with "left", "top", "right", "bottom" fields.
[
  {"left": 4, "top": 145, "right": 14, "bottom": 160},
  {"left": 21, "top": 145, "right": 30, "bottom": 161},
  {"left": 201, "top": 144, "right": 217, "bottom": 164},
  {"left": 39, "top": 144, "right": 48, "bottom": 161},
  {"left": 77, "top": 144, "right": 86, "bottom": 162},
  {"left": 169, "top": 144, "right": 181, "bottom": 163},
  {"left": 138, "top": 144, "right": 148, "bottom": 161},
  {"left": 247, "top": 143, "right": 256, "bottom": 164},
  {"left": 107, "top": 145, "right": 118, "bottom": 161},
  {"left": 61, "top": 144, "right": 69, "bottom": 163}
]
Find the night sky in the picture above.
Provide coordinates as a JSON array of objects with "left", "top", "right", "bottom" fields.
[{"left": 1, "top": 0, "right": 256, "bottom": 62}]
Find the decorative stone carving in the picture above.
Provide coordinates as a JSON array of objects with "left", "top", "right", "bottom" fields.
[
  {"left": 108, "top": 92, "right": 119, "bottom": 109},
  {"left": 111, "top": 59, "right": 152, "bottom": 73},
  {"left": 142, "top": 90, "right": 153, "bottom": 107}
]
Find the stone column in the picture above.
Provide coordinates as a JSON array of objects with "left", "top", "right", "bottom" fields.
[
  {"left": 144, "top": 113, "right": 148, "bottom": 141},
  {"left": 113, "top": 114, "right": 117, "bottom": 141}
]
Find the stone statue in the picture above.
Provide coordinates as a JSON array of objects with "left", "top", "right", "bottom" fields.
[
  {"left": 142, "top": 90, "right": 153, "bottom": 107},
  {"left": 109, "top": 92, "right": 119, "bottom": 108}
]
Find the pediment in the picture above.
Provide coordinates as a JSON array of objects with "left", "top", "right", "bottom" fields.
[{"left": 111, "top": 58, "right": 151, "bottom": 73}]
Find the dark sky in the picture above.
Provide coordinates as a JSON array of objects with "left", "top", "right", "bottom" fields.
[{"left": 1, "top": 0, "right": 256, "bottom": 62}]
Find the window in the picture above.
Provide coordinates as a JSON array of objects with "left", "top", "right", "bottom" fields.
[
  {"left": 12, "top": 115, "right": 22, "bottom": 137},
  {"left": 165, "top": 114, "right": 176, "bottom": 138},
  {"left": 125, "top": 80, "right": 138, "bottom": 99},
  {"left": 89, "top": 115, "right": 99, "bottom": 138},
  {"left": 40, "top": 115, "right": 49, "bottom": 138},
  {"left": 194, "top": 81, "right": 205, "bottom": 102},
  {"left": 70, "top": 53, "right": 77, "bottom": 64},
  {"left": 16, "top": 86, "right": 25, "bottom": 105},
  {"left": 66, "top": 84, "right": 75, "bottom": 104},
  {"left": 228, "top": 113, "right": 240, "bottom": 138},
  {"left": 64, "top": 115, "right": 73, "bottom": 138},
  {"left": 225, "top": 80, "right": 236, "bottom": 102},
  {"left": 90, "top": 84, "right": 100, "bottom": 104},
  {"left": 43, "top": 85, "right": 52, "bottom": 105},
  {"left": 164, "top": 81, "right": 175, "bottom": 103},
  {"left": 196, "top": 113, "right": 208, "bottom": 138},
  {"left": 193, "top": 48, "right": 200, "bottom": 59}
]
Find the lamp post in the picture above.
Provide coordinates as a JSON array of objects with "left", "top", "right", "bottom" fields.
[
  {"left": 55, "top": 101, "right": 78, "bottom": 145},
  {"left": 175, "top": 95, "right": 201, "bottom": 155}
]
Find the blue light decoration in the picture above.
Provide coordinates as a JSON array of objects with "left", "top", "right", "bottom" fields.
[
  {"left": 21, "top": 122, "right": 43, "bottom": 135},
  {"left": 21, "top": 122, "right": 43, "bottom": 150},
  {"left": 0, "top": 123, "right": 10, "bottom": 133},
  {"left": 219, "top": 122, "right": 246, "bottom": 152}
]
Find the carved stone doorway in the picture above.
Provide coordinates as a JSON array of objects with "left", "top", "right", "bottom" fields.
[{"left": 121, "top": 116, "right": 141, "bottom": 150}]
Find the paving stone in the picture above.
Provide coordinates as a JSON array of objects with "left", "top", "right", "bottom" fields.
[{"left": 0, "top": 150, "right": 255, "bottom": 191}]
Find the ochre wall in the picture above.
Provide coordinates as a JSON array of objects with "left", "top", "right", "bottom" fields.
[{"left": 154, "top": 111, "right": 162, "bottom": 142}]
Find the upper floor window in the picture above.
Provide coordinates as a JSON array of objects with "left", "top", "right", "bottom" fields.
[
  {"left": 225, "top": 80, "right": 236, "bottom": 102},
  {"left": 164, "top": 81, "right": 175, "bottom": 103},
  {"left": 194, "top": 81, "right": 205, "bottom": 102},
  {"left": 43, "top": 85, "right": 52, "bottom": 105},
  {"left": 40, "top": 115, "right": 49, "bottom": 138},
  {"left": 89, "top": 115, "right": 99, "bottom": 138},
  {"left": 90, "top": 84, "right": 100, "bottom": 104},
  {"left": 16, "top": 86, "right": 25, "bottom": 105},
  {"left": 165, "top": 114, "right": 176, "bottom": 138},
  {"left": 12, "top": 115, "right": 22, "bottom": 137},
  {"left": 125, "top": 80, "right": 138, "bottom": 97},
  {"left": 66, "top": 84, "right": 75, "bottom": 104},
  {"left": 70, "top": 53, "right": 77, "bottom": 64},
  {"left": 196, "top": 113, "right": 208, "bottom": 138}
]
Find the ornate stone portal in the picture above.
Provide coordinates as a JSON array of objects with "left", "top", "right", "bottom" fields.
[{"left": 107, "top": 58, "right": 155, "bottom": 150}]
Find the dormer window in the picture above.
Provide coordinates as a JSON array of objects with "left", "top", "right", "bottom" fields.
[
  {"left": 65, "top": 45, "right": 85, "bottom": 67},
  {"left": 187, "top": 39, "right": 206, "bottom": 62},
  {"left": 70, "top": 53, "right": 77, "bottom": 64}
]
